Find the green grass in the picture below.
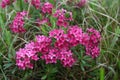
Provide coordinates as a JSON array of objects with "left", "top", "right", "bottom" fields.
[{"left": 0, "top": 0, "right": 120, "bottom": 80}]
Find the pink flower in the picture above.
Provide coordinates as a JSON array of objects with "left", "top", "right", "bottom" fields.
[
  {"left": 81, "top": 33, "right": 89, "bottom": 45},
  {"left": 0, "top": 0, "right": 15, "bottom": 8},
  {"left": 86, "top": 46, "right": 100, "bottom": 58},
  {"left": 49, "top": 29, "right": 64, "bottom": 40},
  {"left": 24, "top": 0, "right": 40, "bottom": 9},
  {"left": 53, "top": 9, "right": 66, "bottom": 18},
  {"left": 25, "top": 41, "right": 36, "bottom": 50},
  {"left": 16, "top": 42, "right": 39, "bottom": 70},
  {"left": 68, "top": 25, "right": 83, "bottom": 46},
  {"left": 57, "top": 49, "right": 76, "bottom": 67},
  {"left": 87, "top": 28, "right": 101, "bottom": 44},
  {"left": 55, "top": 34, "right": 70, "bottom": 49},
  {"left": 53, "top": 9, "right": 73, "bottom": 27},
  {"left": 24, "top": 41, "right": 38, "bottom": 58},
  {"left": 16, "top": 48, "right": 33, "bottom": 70},
  {"left": 49, "top": 29, "right": 71, "bottom": 49},
  {"left": 35, "top": 35, "right": 52, "bottom": 53},
  {"left": 32, "top": 0, "right": 40, "bottom": 9},
  {"left": 77, "top": 0, "right": 87, "bottom": 8},
  {"left": 42, "top": 2, "right": 53, "bottom": 14},
  {"left": 84, "top": 28, "right": 101, "bottom": 58},
  {"left": 41, "top": 48, "right": 58, "bottom": 64},
  {"left": 10, "top": 11, "right": 27, "bottom": 33},
  {"left": 16, "top": 26, "right": 101, "bottom": 70},
  {"left": 56, "top": 17, "right": 69, "bottom": 27}
]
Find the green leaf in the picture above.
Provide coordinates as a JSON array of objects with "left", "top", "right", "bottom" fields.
[
  {"left": 81, "top": 65, "right": 85, "bottom": 71},
  {"left": 8, "top": 34, "right": 18, "bottom": 58},
  {"left": 4, "top": 30, "right": 12, "bottom": 46},
  {"left": 100, "top": 67, "right": 105, "bottom": 80},
  {"left": 41, "top": 75, "right": 47, "bottom": 80},
  {"left": 73, "top": 9, "right": 77, "bottom": 19},
  {"left": 41, "top": 26, "right": 48, "bottom": 36},
  {"left": 0, "top": 65, "right": 8, "bottom": 80},
  {"left": 19, "top": 0, "right": 23, "bottom": 11},
  {"left": 50, "top": 16, "right": 56, "bottom": 29},
  {"left": 49, "top": 0, "right": 56, "bottom": 6},
  {"left": 110, "top": 26, "right": 120, "bottom": 48},
  {"left": 115, "top": 26, "right": 120, "bottom": 35},
  {"left": 4, "top": 62, "right": 14, "bottom": 70}
]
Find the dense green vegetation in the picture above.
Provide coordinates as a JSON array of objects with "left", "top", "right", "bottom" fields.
[{"left": 0, "top": 0, "right": 120, "bottom": 80}]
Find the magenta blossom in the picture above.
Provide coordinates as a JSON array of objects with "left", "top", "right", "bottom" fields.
[
  {"left": 77, "top": 0, "right": 87, "bottom": 8},
  {"left": 10, "top": 11, "right": 27, "bottom": 33},
  {"left": 42, "top": 2, "right": 53, "bottom": 14},
  {"left": 35, "top": 35, "right": 52, "bottom": 53},
  {"left": 16, "top": 42, "right": 39, "bottom": 70},
  {"left": 16, "top": 25, "right": 100, "bottom": 70},
  {"left": 84, "top": 28, "right": 101, "bottom": 58},
  {"left": 24, "top": 0, "right": 40, "bottom": 9},
  {"left": 58, "top": 49, "right": 76, "bottom": 67},
  {"left": 41, "top": 48, "right": 58, "bottom": 64},
  {"left": 49, "top": 29, "right": 64, "bottom": 40},
  {"left": 68, "top": 25, "right": 83, "bottom": 46},
  {"left": 54, "top": 9, "right": 73, "bottom": 27},
  {"left": 1, "top": 0, "right": 15, "bottom": 8}
]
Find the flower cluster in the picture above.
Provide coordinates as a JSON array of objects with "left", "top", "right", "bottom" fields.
[
  {"left": 0, "top": 0, "right": 15, "bottom": 8},
  {"left": 49, "top": 29, "right": 64, "bottom": 39},
  {"left": 41, "top": 48, "right": 76, "bottom": 67},
  {"left": 76, "top": 0, "right": 87, "bottom": 8},
  {"left": 35, "top": 35, "right": 76, "bottom": 67},
  {"left": 84, "top": 28, "right": 101, "bottom": 58},
  {"left": 5, "top": 0, "right": 101, "bottom": 70},
  {"left": 49, "top": 29, "right": 70, "bottom": 49},
  {"left": 16, "top": 34, "right": 75, "bottom": 69},
  {"left": 24, "top": 0, "right": 40, "bottom": 9},
  {"left": 41, "top": 48, "right": 58, "bottom": 64},
  {"left": 42, "top": 2, "right": 53, "bottom": 14},
  {"left": 49, "top": 26, "right": 101, "bottom": 58},
  {"left": 16, "top": 42, "right": 39, "bottom": 70},
  {"left": 68, "top": 26, "right": 83, "bottom": 46},
  {"left": 54, "top": 9, "right": 73, "bottom": 27},
  {"left": 58, "top": 49, "right": 76, "bottom": 67},
  {"left": 16, "top": 25, "right": 100, "bottom": 70},
  {"left": 10, "top": 11, "right": 27, "bottom": 33},
  {"left": 35, "top": 35, "right": 52, "bottom": 53}
]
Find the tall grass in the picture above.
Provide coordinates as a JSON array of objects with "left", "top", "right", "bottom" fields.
[{"left": 0, "top": 0, "right": 120, "bottom": 80}]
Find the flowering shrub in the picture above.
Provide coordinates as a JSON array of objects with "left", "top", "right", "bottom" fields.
[
  {"left": 0, "top": 0, "right": 15, "bottom": 8},
  {"left": 10, "top": 11, "right": 27, "bottom": 33},
  {"left": 15, "top": 26, "right": 100, "bottom": 69},
  {"left": 24, "top": 0, "right": 40, "bottom": 9},
  {"left": 0, "top": 1, "right": 103, "bottom": 80},
  {"left": 76, "top": 0, "right": 87, "bottom": 8},
  {"left": 1, "top": 0, "right": 120, "bottom": 79},
  {"left": 42, "top": 2, "right": 53, "bottom": 14},
  {"left": 0, "top": 0, "right": 101, "bottom": 70},
  {"left": 16, "top": 42, "right": 39, "bottom": 70},
  {"left": 85, "top": 28, "right": 101, "bottom": 58},
  {"left": 53, "top": 9, "right": 73, "bottom": 27}
]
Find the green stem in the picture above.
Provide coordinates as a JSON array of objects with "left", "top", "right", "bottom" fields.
[
  {"left": 100, "top": 67, "right": 105, "bottom": 80},
  {"left": 20, "top": 0, "right": 23, "bottom": 11}
]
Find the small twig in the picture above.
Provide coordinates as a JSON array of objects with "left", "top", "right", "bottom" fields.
[
  {"left": 17, "top": 36, "right": 29, "bottom": 43},
  {"left": 27, "top": 0, "right": 32, "bottom": 17}
]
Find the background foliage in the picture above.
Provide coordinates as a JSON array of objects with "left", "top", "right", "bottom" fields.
[{"left": 0, "top": 0, "right": 120, "bottom": 80}]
